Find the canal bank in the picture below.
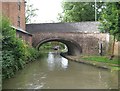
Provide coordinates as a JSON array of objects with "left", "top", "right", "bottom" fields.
[{"left": 60, "top": 53, "right": 119, "bottom": 71}]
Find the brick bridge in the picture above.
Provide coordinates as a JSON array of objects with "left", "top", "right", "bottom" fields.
[{"left": 26, "top": 22, "right": 109, "bottom": 56}]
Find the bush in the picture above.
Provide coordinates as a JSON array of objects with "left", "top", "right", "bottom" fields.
[
  {"left": 1, "top": 16, "right": 40, "bottom": 79},
  {"left": 2, "top": 51, "right": 15, "bottom": 79},
  {"left": 25, "top": 45, "right": 40, "bottom": 62}
]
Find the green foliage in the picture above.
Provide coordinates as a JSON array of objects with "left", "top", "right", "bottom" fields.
[
  {"left": 1, "top": 17, "right": 16, "bottom": 51},
  {"left": 1, "top": 16, "right": 40, "bottom": 79},
  {"left": 39, "top": 42, "right": 65, "bottom": 51},
  {"left": 81, "top": 56, "right": 118, "bottom": 65},
  {"left": 99, "top": 2, "right": 120, "bottom": 41},
  {"left": 2, "top": 51, "right": 15, "bottom": 79},
  {"left": 81, "top": 55, "right": 120, "bottom": 71},
  {"left": 40, "top": 42, "right": 52, "bottom": 50},
  {"left": 27, "top": 46, "right": 40, "bottom": 61},
  {"left": 58, "top": 2, "right": 104, "bottom": 22}
]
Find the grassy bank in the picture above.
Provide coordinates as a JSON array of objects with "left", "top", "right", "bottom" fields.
[{"left": 81, "top": 55, "right": 120, "bottom": 70}]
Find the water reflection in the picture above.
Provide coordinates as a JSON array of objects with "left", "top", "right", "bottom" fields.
[
  {"left": 47, "top": 52, "right": 68, "bottom": 71},
  {"left": 61, "top": 57, "right": 68, "bottom": 69},
  {"left": 47, "top": 52, "right": 55, "bottom": 71}
]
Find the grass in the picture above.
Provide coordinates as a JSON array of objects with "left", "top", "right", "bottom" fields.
[
  {"left": 111, "top": 66, "right": 120, "bottom": 71},
  {"left": 81, "top": 55, "right": 120, "bottom": 70},
  {"left": 81, "top": 55, "right": 119, "bottom": 65}
]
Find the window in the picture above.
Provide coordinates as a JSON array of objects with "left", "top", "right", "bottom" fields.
[
  {"left": 17, "top": 16, "right": 20, "bottom": 27},
  {"left": 18, "top": 0, "right": 21, "bottom": 10},
  {"left": 24, "top": 1, "right": 27, "bottom": 7}
]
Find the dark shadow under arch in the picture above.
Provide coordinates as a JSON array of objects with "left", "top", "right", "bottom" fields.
[{"left": 36, "top": 37, "right": 82, "bottom": 56}]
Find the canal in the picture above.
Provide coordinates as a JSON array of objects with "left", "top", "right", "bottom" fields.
[{"left": 3, "top": 52, "right": 118, "bottom": 89}]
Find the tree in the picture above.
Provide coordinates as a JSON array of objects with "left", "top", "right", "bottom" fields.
[
  {"left": 99, "top": 2, "right": 120, "bottom": 58},
  {"left": 25, "top": 0, "right": 38, "bottom": 23},
  {"left": 58, "top": 2, "right": 105, "bottom": 22}
]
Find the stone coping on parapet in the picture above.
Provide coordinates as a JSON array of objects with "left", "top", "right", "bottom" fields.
[
  {"left": 27, "top": 21, "right": 99, "bottom": 24},
  {"left": 31, "top": 31, "right": 102, "bottom": 34},
  {"left": 26, "top": 21, "right": 100, "bottom": 33}
]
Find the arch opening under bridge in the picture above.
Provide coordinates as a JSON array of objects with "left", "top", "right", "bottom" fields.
[{"left": 36, "top": 37, "right": 82, "bottom": 56}]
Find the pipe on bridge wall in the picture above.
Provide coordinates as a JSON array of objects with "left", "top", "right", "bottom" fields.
[{"left": 35, "top": 38, "right": 82, "bottom": 56}]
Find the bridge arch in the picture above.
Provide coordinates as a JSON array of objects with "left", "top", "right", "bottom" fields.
[{"left": 36, "top": 37, "right": 82, "bottom": 56}]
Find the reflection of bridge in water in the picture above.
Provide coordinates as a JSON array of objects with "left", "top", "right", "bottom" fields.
[
  {"left": 47, "top": 52, "right": 68, "bottom": 70},
  {"left": 27, "top": 22, "right": 110, "bottom": 56}
]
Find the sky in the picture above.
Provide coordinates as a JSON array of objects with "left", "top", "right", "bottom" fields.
[{"left": 28, "top": 0, "right": 63, "bottom": 23}]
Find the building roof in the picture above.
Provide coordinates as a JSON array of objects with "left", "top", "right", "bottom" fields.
[
  {"left": 26, "top": 21, "right": 100, "bottom": 33},
  {"left": 11, "top": 26, "right": 32, "bottom": 36}
]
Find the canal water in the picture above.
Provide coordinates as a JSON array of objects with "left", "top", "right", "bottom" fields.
[{"left": 3, "top": 52, "right": 118, "bottom": 89}]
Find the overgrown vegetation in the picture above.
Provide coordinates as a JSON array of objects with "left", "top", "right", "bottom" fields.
[{"left": 1, "top": 16, "right": 40, "bottom": 79}]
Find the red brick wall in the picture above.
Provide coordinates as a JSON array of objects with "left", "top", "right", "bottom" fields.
[
  {"left": 1, "top": 0, "right": 26, "bottom": 30},
  {"left": 1, "top": 1, "right": 32, "bottom": 46},
  {"left": 20, "top": 0, "right": 26, "bottom": 30}
]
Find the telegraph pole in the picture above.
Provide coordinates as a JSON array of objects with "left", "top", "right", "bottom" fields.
[{"left": 95, "top": 0, "right": 97, "bottom": 21}]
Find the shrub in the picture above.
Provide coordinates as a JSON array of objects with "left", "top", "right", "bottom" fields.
[
  {"left": 2, "top": 51, "right": 15, "bottom": 79},
  {"left": 1, "top": 16, "right": 40, "bottom": 79}
]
